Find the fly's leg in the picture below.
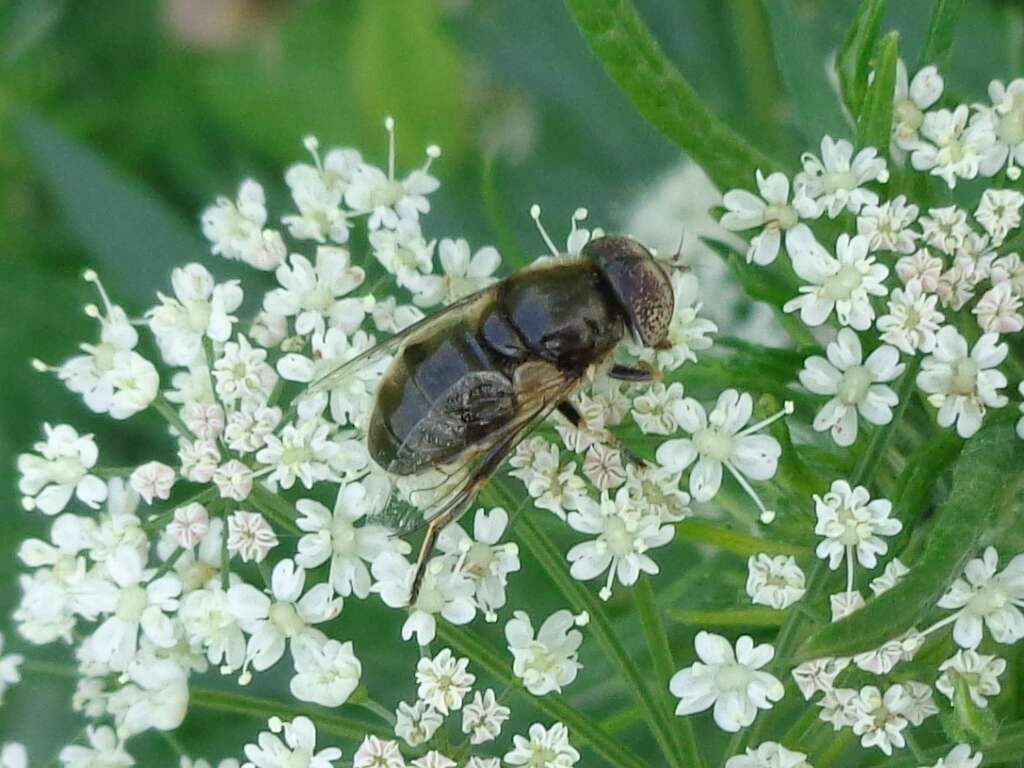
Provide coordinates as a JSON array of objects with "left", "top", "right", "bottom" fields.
[
  {"left": 408, "top": 510, "right": 459, "bottom": 607},
  {"left": 556, "top": 400, "right": 648, "bottom": 467},
  {"left": 608, "top": 363, "right": 662, "bottom": 382}
]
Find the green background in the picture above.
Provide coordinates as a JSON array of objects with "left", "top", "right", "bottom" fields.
[{"left": 1, "top": 0, "right": 1022, "bottom": 763}]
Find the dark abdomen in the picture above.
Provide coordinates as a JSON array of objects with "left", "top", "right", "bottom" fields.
[{"left": 368, "top": 322, "right": 516, "bottom": 475}]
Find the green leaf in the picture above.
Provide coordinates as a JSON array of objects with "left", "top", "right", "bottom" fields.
[
  {"left": 856, "top": 31, "right": 899, "bottom": 152},
  {"left": 919, "top": 0, "right": 967, "bottom": 72},
  {"left": 797, "top": 422, "right": 1024, "bottom": 661},
  {"left": 836, "top": 0, "right": 888, "bottom": 117},
  {"left": 15, "top": 113, "right": 209, "bottom": 306},
  {"left": 767, "top": 0, "right": 850, "bottom": 141},
  {"left": 562, "top": 0, "right": 784, "bottom": 191},
  {"left": 675, "top": 518, "right": 810, "bottom": 558},
  {"left": 951, "top": 670, "right": 1001, "bottom": 746},
  {"left": 668, "top": 607, "right": 785, "bottom": 628}
]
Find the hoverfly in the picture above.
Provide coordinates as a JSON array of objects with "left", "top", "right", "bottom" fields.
[{"left": 309, "top": 235, "right": 674, "bottom": 603}]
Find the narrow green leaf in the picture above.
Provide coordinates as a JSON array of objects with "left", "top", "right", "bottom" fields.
[
  {"left": 436, "top": 624, "right": 648, "bottom": 768},
  {"left": 797, "top": 422, "right": 1024, "bottom": 661},
  {"left": 675, "top": 518, "right": 810, "bottom": 558},
  {"left": 668, "top": 607, "right": 785, "bottom": 628},
  {"left": 767, "top": 0, "right": 850, "bottom": 140},
  {"left": 563, "top": 0, "right": 784, "bottom": 191},
  {"left": 951, "top": 671, "right": 1001, "bottom": 745},
  {"left": 836, "top": 0, "right": 888, "bottom": 116},
  {"left": 856, "top": 31, "right": 900, "bottom": 152},
  {"left": 919, "top": 0, "right": 966, "bottom": 72},
  {"left": 15, "top": 113, "right": 209, "bottom": 306}
]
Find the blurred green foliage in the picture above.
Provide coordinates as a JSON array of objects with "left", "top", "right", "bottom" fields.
[{"left": 2, "top": 0, "right": 1024, "bottom": 763}]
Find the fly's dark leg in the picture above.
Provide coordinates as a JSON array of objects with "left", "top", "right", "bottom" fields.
[
  {"left": 556, "top": 399, "right": 648, "bottom": 468},
  {"left": 608, "top": 363, "right": 662, "bottom": 382}
]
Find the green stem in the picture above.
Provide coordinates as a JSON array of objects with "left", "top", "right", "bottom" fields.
[
  {"left": 189, "top": 686, "right": 385, "bottom": 741},
  {"left": 514, "top": 512, "right": 685, "bottom": 768},
  {"left": 669, "top": 607, "right": 785, "bottom": 628},
  {"left": 152, "top": 392, "right": 193, "bottom": 439},
  {"left": 249, "top": 484, "right": 302, "bottom": 536},
  {"left": 436, "top": 623, "right": 648, "bottom": 768},
  {"left": 635, "top": 576, "right": 704, "bottom": 768},
  {"left": 356, "top": 698, "right": 396, "bottom": 726}
]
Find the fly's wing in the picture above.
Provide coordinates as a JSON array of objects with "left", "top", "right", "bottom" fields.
[
  {"left": 369, "top": 362, "right": 583, "bottom": 537},
  {"left": 306, "top": 285, "right": 498, "bottom": 395}
]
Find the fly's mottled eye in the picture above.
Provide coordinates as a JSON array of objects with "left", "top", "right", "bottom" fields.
[{"left": 583, "top": 235, "right": 674, "bottom": 347}]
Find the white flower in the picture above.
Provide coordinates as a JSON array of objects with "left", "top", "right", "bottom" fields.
[
  {"left": 784, "top": 231, "right": 888, "bottom": 330},
  {"left": 281, "top": 138, "right": 358, "bottom": 244},
  {"left": 975, "top": 188, "right": 1024, "bottom": 244},
  {"left": 937, "top": 546, "right": 1024, "bottom": 648},
  {"left": 975, "top": 78, "right": 1024, "bottom": 179},
  {"left": 627, "top": 270, "right": 717, "bottom": 370},
  {"left": 746, "top": 554, "right": 806, "bottom": 610},
  {"left": 669, "top": 632, "right": 784, "bottom": 732},
  {"left": 82, "top": 544, "right": 182, "bottom": 670},
  {"left": 224, "top": 402, "right": 282, "bottom": 453},
  {"left": 623, "top": 463, "right": 692, "bottom": 524},
  {"left": 344, "top": 122, "right": 439, "bottom": 230},
  {"left": 852, "top": 629, "right": 923, "bottom": 674},
  {"left": 877, "top": 280, "right": 944, "bottom": 354},
  {"left": 911, "top": 106, "right": 1001, "bottom": 188},
  {"left": 295, "top": 483, "right": 400, "bottom": 599},
  {"left": 974, "top": 281, "right": 1024, "bottom": 334},
  {"left": 891, "top": 62, "right": 944, "bottom": 149},
  {"left": 720, "top": 170, "right": 817, "bottom": 265},
  {"left": 465, "top": 760, "right": 499, "bottom": 768},
  {"left": 992, "top": 252, "right": 1024, "bottom": 294},
  {"left": 416, "top": 648, "right": 474, "bottom": 715},
  {"left": 504, "top": 722, "right": 580, "bottom": 768},
  {"left": 632, "top": 382, "right": 686, "bottom": 435},
  {"left": 107, "top": 656, "right": 189, "bottom": 736},
  {"left": 212, "top": 459, "right": 254, "bottom": 502},
  {"left": 228, "top": 558, "right": 341, "bottom": 673},
  {"left": 227, "top": 510, "right": 279, "bottom": 563},
  {"left": 369, "top": 220, "right": 436, "bottom": 291},
  {"left": 917, "top": 327, "right": 1008, "bottom": 438},
  {"left": 581, "top": 443, "right": 627, "bottom": 490},
  {"left": 180, "top": 586, "right": 246, "bottom": 672},
  {"left": 242, "top": 716, "right": 342, "bottom": 768},
  {"left": 799, "top": 329, "right": 904, "bottom": 447},
  {"left": 263, "top": 247, "right": 365, "bottom": 336},
  {"left": 896, "top": 248, "right": 943, "bottom": 292},
  {"left": 371, "top": 296, "right": 424, "bottom": 334},
  {"left": 461, "top": 689, "right": 510, "bottom": 745},
  {"left": 856, "top": 195, "right": 919, "bottom": 254},
  {"left": 870, "top": 558, "right": 909, "bottom": 595},
  {"left": 371, "top": 553, "right": 475, "bottom": 645},
  {"left": 129, "top": 461, "right": 175, "bottom": 505},
  {"left": 437, "top": 507, "right": 520, "bottom": 618},
  {"left": 167, "top": 502, "right": 210, "bottom": 549},
  {"left": 409, "top": 753, "right": 455, "bottom": 768},
  {"left": 179, "top": 438, "right": 221, "bottom": 483},
  {"left": 394, "top": 700, "right": 443, "bottom": 748},
  {"left": 0, "top": 633, "right": 23, "bottom": 706},
  {"left": 201, "top": 179, "right": 285, "bottom": 271},
  {"left": 18, "top": 423, "right": 107, "bottom": 514},
  {"left": 352, "top": 736, "right": 405, "bottom": 768},
  {"left": 925, "top": 744, "right": 983, "bottom": 768},
  {"left": 505, "top": 610, "right": 583, "bottom": 695},
  {"left": 290, "top": 635, "right": 361, "bottom": 707},
  {"left": 814, "top": 480, "right": 901, "bottom": 570},
  {"left": 0, "top": 743, "right": 27, "bottom": 768},
  {"left": 566, "top": 488, "right": 673, "bottom": 599},
  {"left": 148, "top": 264, "right": 243, "bottom": 366},
  {"left": 656, "top": 389, "right": 784, "bottom": 520},
  {"left": 936, "top": 649, "right": 1005, "bottom": 707},
  {"left": 256, "top": 419, "right": 339, "bottom": 490},
  {"left": 795, "top": 136, "right": 888, "bottom": 218},
  {"left": 817, "top": 687, "right": 862, "bottom": 730},
  {"left": 830, "top": 590, "right": 866, "bottom": 620},
  {"left": 792, "top": 657, "right": 849, "bottom": 700},
  {"left": 212, "top": 335, "right": 278, "bottom": 407},
  {"left": 920, "top": 205, "right": 972, "bottom": 255},
  {"left": 509, "top": 439, "right": 586, "bottom": 521},
  {"left": 725, "top": 742, "right": 811, "bottom": 768},
  {"left": 849, "top": 685, "right": 910, "bottom": 755},
  {"left": 412, "top": 238, "right": 501, "bottom": 307},
  {"left": 59, "top": 725, "right": 134, "bottom": 767}
]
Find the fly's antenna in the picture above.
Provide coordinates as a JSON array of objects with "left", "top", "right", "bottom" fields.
[{"left": 529, "top": 204, "right": 560, "bottom": 257}]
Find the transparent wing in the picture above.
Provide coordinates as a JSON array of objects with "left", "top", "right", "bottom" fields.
[
  {"left": 307, "top": 285, "right": 498, "bottom": 395},
  {"left": 369, "top": 364, "right": 582, "bottom": 537}
]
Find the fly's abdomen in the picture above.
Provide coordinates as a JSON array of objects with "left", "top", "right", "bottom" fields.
[{"left": 367, "top": 325, "right": 517, "bottom": 475}]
